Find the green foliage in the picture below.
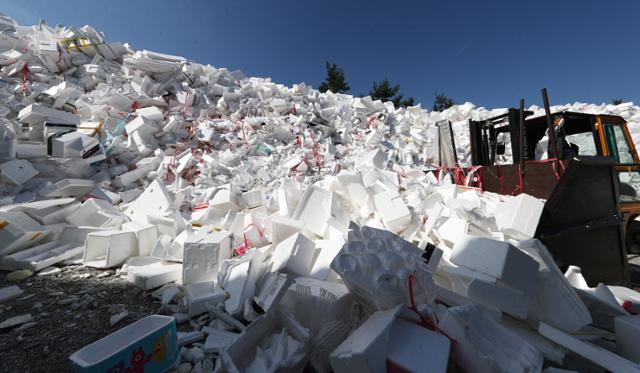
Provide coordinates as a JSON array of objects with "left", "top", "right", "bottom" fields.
[
  {"left": 318, "top": 61, "right": 350, "bottom": 94},
  {"left": 612, "top": 98, "right": 624, "bottom": 105},
  {"left": 432, "top": 93, "right": 455, "bottom": 112},
  {"left": 368, "top": 78, "right": 415, "bottom": 108}
]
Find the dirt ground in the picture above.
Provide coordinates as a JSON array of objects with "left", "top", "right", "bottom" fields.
[{"left": 0, "top": 265, "right": 162, "bottom": 373}]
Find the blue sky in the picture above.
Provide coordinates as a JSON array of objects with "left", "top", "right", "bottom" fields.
[{"left": 1, "top": 0, "right": 638, "bottom": 109}]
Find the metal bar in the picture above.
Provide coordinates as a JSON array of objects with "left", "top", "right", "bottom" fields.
[
  {"left": 541, "top": 88, "right": 559, "bottom": 158},
  {"left": 519, "top": 98, "right": 525, "bottom": 171}
]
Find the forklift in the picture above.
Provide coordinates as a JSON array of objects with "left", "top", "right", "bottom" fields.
[{"left": 438, "top": 89, "right": 640, "bottom": 285}]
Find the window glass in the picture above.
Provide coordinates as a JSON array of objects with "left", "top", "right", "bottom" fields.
[
  {"left": 604, "top": 124, "right": 635, "bottom": 164},
  {"left": 564, "top": 132, "right": 597, "bottom": 156}
]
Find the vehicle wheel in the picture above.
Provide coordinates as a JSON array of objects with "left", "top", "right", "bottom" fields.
[{"left": 626, "top": 215, "right": 640, "bottom": 255}]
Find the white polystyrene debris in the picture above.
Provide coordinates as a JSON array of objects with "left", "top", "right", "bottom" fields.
[{"left": 0, "top": 12, "right": 638, "bottom": 371}]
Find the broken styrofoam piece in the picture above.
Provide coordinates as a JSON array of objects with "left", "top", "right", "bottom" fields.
[
  {"left": 0, "top": 240, "right": 82, "bottom": 271},
  {"left": 122, "top": 221, "right": 157, "bottom": 257},
  {"left": 373, "top": 190, "right": 412, "bottom": 233},
  {"left": 182, "top": 227, "right": 231, "bottom": 285},
  {"left": 609, "top": 285, "right": 640, "bottom": 314},
  {"left": 124, "top": 179, "right": 173, "bottom": 224},
  {"left": 219, "top": 310, "right": 310, "bottom": 373},
  {"left": 66, "top": 198, "right": 124, "bottom": 228},
  {"left": 495, "top": 193, "right": 544, "bottom": 239},
  {"left": 0, "top": 313, "right": 33, "bottom": 330},
  {"left": 203, "top": 329, "right": 240, "bottom": 354},
  {"left": 292, "top": 185, "right": 333, "bottom": 237},
  {"left": 615, "top": 315, "right": 640, "bottom": 363},
  {"left": 178, "top": 331, "right": 205, "bottom": 347},
  {"left": 517, "top": 239, "right": 592, "bottom": 332},
  {"left": 538, "top": 322, "right": 640, "bottom": 373},
  {"left": 83, "top": 230, "right": 136, "bottom": 268},
  {"left": 0, "top": 285, "right": 23, "bottom": 303},
  {"left": 451, "top": 236, "right": 539, "bottom": 296},
  {"left": 0, "top": 211, "right": 47, "bottom": 256},
  {"left": 185, "top": 281, "right": 227, "bottom": 317},
  {"left": 49, "top": 131, "right": 102, "bottom": 159},
  {"left": 270, "top": 233, "right": 317, "bottom": 277},
  {"left": 464, "top": 278, "right": 530, "bottom": 319},
  {"left": 254, "top": 272, "right": 290, "bottom": 313},
  {"left": 69, "top": 315, "right": 178, "bottom": 372},
  {"left": 438, "top": 304, "right": 543, "bottom": 373},
  {"left": 501, "top": 317, "right": 567, "bottom": 365},
  {"left": 18, "top": 103, "right": 81, "bottom": 126},
  {"left": 331, "top": 224, "right": 435, "bottom": 311},
  {"left": 356, "top": 148, "right": 387, "bottom": 171},
  {"left": 387, "top": 318, "right": 450, "bottom": 373},
  {"left": 0, "top": 159, "right": 38, "bottom": 185},
  {"left": 122, "top": 257, "right": 182, "bottom": 290},
  {"left": 330, "top": 305, "right": 402, "bottom": 373},
  {"left": 219, "top": 249, "right": 265, "bottom": 316},
  {"left": 270, "top": 216, "right": 304, "bottom": 247},
  {"left": 309, "top": 239, "right": 344, "bottom": 281},
  {"left": 337, "top": 173, "right": 374, "bottom": 218}
]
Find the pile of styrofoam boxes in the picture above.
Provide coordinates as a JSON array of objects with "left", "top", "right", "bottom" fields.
[{"left": 0, "top": 12, "right": 640, "bottom": 373}]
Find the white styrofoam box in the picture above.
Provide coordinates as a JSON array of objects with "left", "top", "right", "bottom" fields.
[
  {"left": 387, "top": 318, "right": 450, "bottom": 372},
  {"left": 438, "top": 305, "right": 543, "bottom": 373},
  {"left": 277, "top": 179, "right": 303, "bottom": 217},
  {"left": 0, "top": 159, "right": 38, "bottom": 185},
  {"left": 83, "top": 230, "right": 136, "bottom": 268},
  {"left": 0, "top": 211, "right": 47, "bottom": 256},
  {"left": 330, "top": 305, "right": 402, "bottom": 373},
  {"left": 356, "top": 148, "right": 387, "bottom": 171},
  {"left": 219, "top": 311, "right": 310, "bottom": 373},
  {"left": 270, "top": 216, "right": 304, "bottom": 247},
  {"left": 51, "top": 131, "right": 100, "bottom": 158},
  {"left": 539, "top": 322, "right": 640, "bottom": 373},
  {"left": 111, "top": 167, "right": 146, "bottom": 188},
  {"left": 185, "top": 281, "right": 227, "bottom": 317},
  {"left": 182, "top": 228, "right": 231, "bottom": 285},
  {"left": 219, "top": 249, "right": 265, "bottom": 316},
  {"left": 40, "top": 178, "right": 96, "bottom": 198},
  {"left": 122, "top": 257, "right": 182, "bottom": 290},
  {"left": 0, "top": 240, "right": 82, "bottom": 271},
  {"left": 292, "top": 185, "right": 332, "bottom": 237},
  {"left": 337, "top": 173, "right": 373, "bottom": 217},
  {"left": 125, "top": 115, "right": 158, "bottom": 136},
  {"left": 290, "top": 277, "right": 354, "bottom": 334},
  {"left": 254, "top": 272, "right": 291, "bottom": 313},
  {"left": 124, "top": 180, "right": 173, "bottom": 224},
  {"left": 270, "top": 233, "right": 316, "bottom": 277},
  {"left": 615, "top": 316, "right": 640, "bottom": 363},
  {"left": 24, "top": 201, "right": 80, "bottom": 225},
  {"left": 517, "top": 239, "right": 591, "bottom": 332},
  {"left": 122, "top": 221, "right": 157, "bottom": 257},
  {"left": 495, "top": 193, "right": 544, "bottom": 239},
  {"left": 242, "top": 189, "right": 263, "bottom": 209},
  {"left": 373, "top": 190, "right": 411, "bottom": 233},
  {"left": 66, "top": 198, "right": 124, "bottom": 228},
  {"left": 59, "top": 226, "right": 107, "bottom": 245},
  {"left": 309, "top": 239, "right": 344, "bottom": 281},
  {"left": 18, "top": 103, "right": 81, "bottom": 125},
  {"left": 436, "top": 216, "right": 469, "bottom": 247},
  {"left": 451, "top": 236, "right": 539, "bottom": 296},
  {"left": 135, "top": 106, "right": 164, "bottom": 122}
]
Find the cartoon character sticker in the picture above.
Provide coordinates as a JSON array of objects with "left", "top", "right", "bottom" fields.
[{"left": 125, "top": 347, "right": 152, "bottom": 373}]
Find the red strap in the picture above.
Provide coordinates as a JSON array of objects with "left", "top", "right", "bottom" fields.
[{"left": 20, "top": 63, "right": 30, "bottom": 93}]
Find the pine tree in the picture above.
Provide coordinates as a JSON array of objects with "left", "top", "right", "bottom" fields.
[
  {"left": 318, "top": 62, "right": 350, "bottom": 93},
  {"left": 368, "top": 78, "right": 415, "bottom": 108},
  {"left": 612, "top": 98, "right": 624, "bottom": 105},
  {"left": 432, "top": 93, "right": 455, "bottom": 112}
]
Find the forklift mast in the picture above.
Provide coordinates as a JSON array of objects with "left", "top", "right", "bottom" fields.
[{"left": 469, "top": 108, "right": 533, "bottom": 166}]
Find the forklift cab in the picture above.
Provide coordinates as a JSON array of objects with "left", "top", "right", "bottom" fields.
[{"left": 524, "top": 111, "right": 640, "bottom": 210}]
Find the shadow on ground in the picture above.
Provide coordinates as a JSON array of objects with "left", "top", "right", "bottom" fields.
[{"left": 0, "top": 266, "right": 162, "bottom": 373}]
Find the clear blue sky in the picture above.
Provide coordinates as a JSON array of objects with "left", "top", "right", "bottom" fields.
[{"left": 1, "top": 0, "right": 638, "bottom": 109}]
